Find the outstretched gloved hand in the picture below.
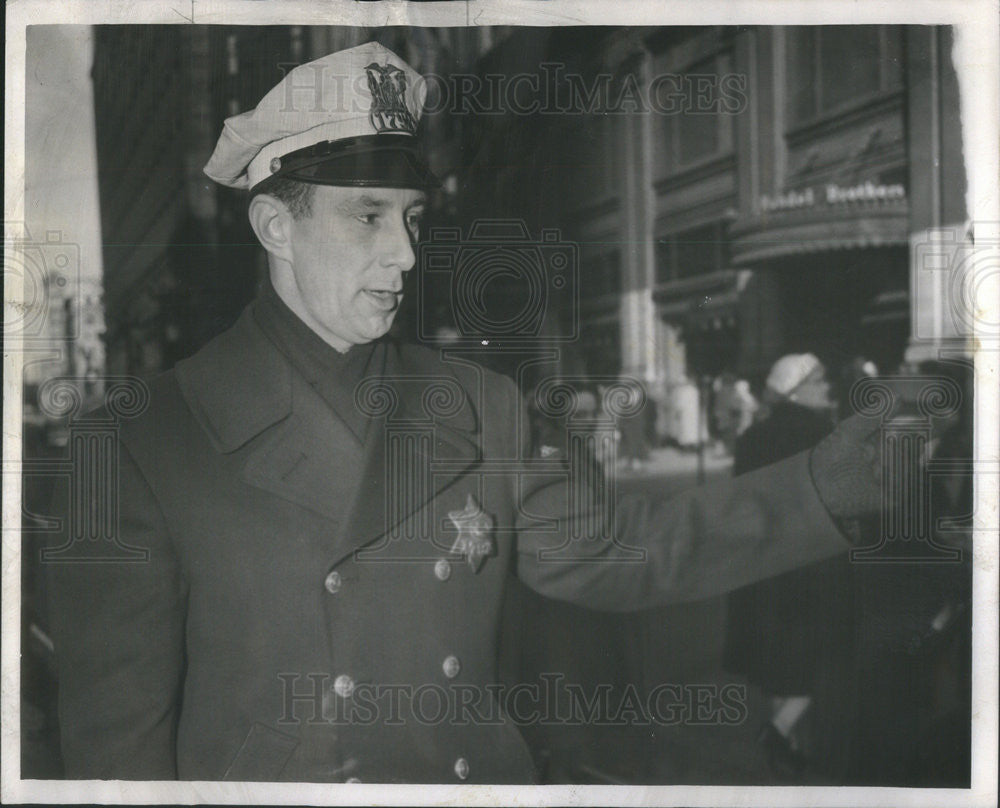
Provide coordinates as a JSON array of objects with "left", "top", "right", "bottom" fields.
[{"left": 808, "top": 413, "right": 883, "bottom": 522}]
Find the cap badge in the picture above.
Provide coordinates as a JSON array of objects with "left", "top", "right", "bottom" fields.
[
  {"left": 365, "top": 62, "right": 418, "bottom": 135},
  {"left": 447, "top": 494, "right": 495, "bottom": 573}
]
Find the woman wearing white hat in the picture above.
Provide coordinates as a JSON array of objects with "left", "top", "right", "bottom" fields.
[{"left": 723, "top": 353, "right": 852, "bottom": 780}]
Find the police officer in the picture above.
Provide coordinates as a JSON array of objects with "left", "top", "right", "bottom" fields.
[{"left": 48, "top": 42, "right": 884, "bottom": 783}]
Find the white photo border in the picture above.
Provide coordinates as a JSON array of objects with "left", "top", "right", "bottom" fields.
[{"left": 4, "top": 1, "right": 997, "bottom": 806}]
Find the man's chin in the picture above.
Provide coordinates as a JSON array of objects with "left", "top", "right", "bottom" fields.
[{"left": 358, "top": 315, "right": 398, "bottom": 344}]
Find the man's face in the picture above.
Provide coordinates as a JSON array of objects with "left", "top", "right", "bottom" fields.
[{"left": 284, "top": 185, "right": 426, "bottom": 351}]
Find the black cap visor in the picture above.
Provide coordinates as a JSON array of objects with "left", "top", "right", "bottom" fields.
[{"left": 259, "top": 134, "right": 440, "bottom": 190}]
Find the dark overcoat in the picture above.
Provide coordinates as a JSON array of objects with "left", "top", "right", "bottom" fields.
[
  {"left": 48, "top": 307, "right": 848, "bottom": 783},
  {"left": 724, "top": 402, "right": 850, "bottom": 693}
]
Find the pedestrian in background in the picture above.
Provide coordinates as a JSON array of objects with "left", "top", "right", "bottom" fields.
[
  {"left": 669, "top": 376, "right": 704, "bottom": 450},
  {"left": 723, "top": 353, "right": 853, "bottom": 779},
  {"left": 711, "top": 372, "right": 758, "bottom": 456}
]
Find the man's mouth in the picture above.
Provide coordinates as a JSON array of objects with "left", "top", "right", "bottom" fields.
[{"left": 363, "top": 289, "right": 401, "bottom": 310}]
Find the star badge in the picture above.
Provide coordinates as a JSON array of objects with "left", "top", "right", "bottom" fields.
[{"left": 448, "top": 493, "right": 495, "bottom": 573}]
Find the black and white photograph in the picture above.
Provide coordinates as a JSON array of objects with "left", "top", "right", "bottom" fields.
[{"left": 4, "top": 1, "right": 998, "bottom": 805}]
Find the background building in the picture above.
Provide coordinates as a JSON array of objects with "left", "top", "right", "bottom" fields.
[
  {"left": 87, "top": 24, "right": 968, "bottom": 416},
  {"left": 447, "top": 25, "right": 968, "bottom": 391}
]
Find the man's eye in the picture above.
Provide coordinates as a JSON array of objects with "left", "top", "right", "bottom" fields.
[{"left": 356, "top": 213, "right": 378, "bottom": 225}]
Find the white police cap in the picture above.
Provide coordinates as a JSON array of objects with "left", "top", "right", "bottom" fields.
[{"left": 204, "top": 41, "right": 439, "bottom": 191}]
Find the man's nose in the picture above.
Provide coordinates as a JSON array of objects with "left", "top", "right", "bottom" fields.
[{"left": 380, "top": 215, "right": 417, "bottom": 272}]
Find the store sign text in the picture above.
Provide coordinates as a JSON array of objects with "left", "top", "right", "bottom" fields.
[{"left": 760, "top": 181, "right": 906, "bottom": 213}]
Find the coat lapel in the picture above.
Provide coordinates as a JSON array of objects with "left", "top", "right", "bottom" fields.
[
  {"left": 332, "top": 344, "right": 482, "bottom": 565},
  {"left": 176, "top": 308, "right": 365, "bottom": 524},
  {"left": 175, "top": 308, "right": 293, "bottom": 455},
  {"left": 176, "top": 310, "right": 484, "bottom": 556},
  {"left": 240, "top": 378, "right": 366, "bottom": 523}
]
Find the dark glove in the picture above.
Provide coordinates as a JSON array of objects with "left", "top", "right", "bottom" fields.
[{"left": 808, "top": 413, "right": 882, "bottom": 523}]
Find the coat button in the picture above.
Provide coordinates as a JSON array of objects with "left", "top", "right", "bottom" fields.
[
  {"left": 434, "top": 559, "right": 452, "bottom": 581},
  {"left": 442, "top": 655, "right": 461, "bottom": 679},
  {"left": 454, "top": 757, "right": 470, "bottom": 780},
  {"left": 324, "top": 571, "right": 342, "bottom": 594},
  {"left": 333, "top": 674, "right": 355, "bottom": 698}
]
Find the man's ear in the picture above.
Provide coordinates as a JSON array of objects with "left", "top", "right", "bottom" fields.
[{"left": 248, "top": 194, "right": 295, "bottom": 265}]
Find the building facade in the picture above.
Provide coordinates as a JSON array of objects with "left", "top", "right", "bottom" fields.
[
  {"left": 90, "top": 25, "right": 969, "bottom": 392},
  {"left": 92, "top": 25, "right": 295, "bottom": 374},
  {"left": 488, "top": 25, "right": 970, "bottom": 393}
]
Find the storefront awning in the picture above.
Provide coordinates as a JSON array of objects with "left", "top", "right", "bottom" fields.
[{"left": 729, "top": 198, "right": 909, "bottom": 265}]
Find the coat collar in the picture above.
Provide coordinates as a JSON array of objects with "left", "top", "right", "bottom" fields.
[
  {"left": 175, "top": 307, "right": 482, "bottom": 545},
  {"left": 175, "top": 307, "right": 294, "bottom": 454}
]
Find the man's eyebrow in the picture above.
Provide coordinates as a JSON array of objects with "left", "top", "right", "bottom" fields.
[
  {"left": 339, "top": 195, "right": 390, "bottom": 211},
  {"left": 337, "top": 194, "right": 427, "bottom": 212}
]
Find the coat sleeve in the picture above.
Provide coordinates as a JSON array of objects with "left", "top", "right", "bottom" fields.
[
  {"left": 46, "top": 440, "right": 187, "bottom": 779},
  {"left": 505, "top": 379, "right": 849, "bottom": 611}
]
